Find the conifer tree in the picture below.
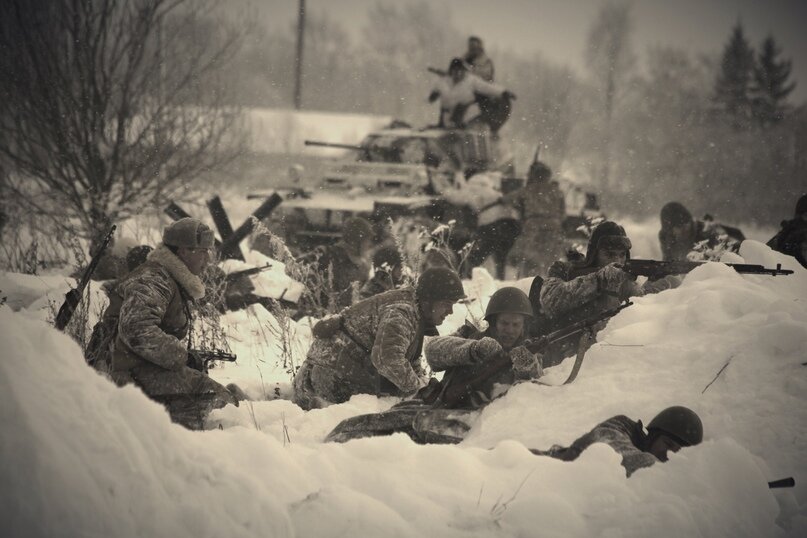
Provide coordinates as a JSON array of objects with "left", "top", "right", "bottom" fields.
[
  {"left": 714, "top": 23, "right": 755, "bottom": 125},
  {"left": 751, "top": 35, "right": 796, "bottom": 125}
]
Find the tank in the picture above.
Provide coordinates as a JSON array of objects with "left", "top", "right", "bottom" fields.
[{"left": 258, "top": 124, "right": 514, "bottom": 250}]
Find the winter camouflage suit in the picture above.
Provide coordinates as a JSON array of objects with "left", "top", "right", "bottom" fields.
[
  {"left": 506, "top": 167, "right": 566, "bottom": 278},
  {"left": 530, "top": 415, "right": 659, "bottom": 477},
  {"left": 293, "top": 288, "right": 433, "bottom": 410},
  {"left": 425, "top": 323, "right": 541, "bottom": 409},
  {"left": 540, "top": 222, "right": 677, "bottom": 367},
  {"left": 108, "top": 245, "right": 237, "bottom": 429}
]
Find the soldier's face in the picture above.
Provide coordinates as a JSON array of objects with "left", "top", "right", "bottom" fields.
[
  {"left": 424, "top": 299, "right": 456, "bottom": 326},
  {"left": 647, "top": 434, "right": 682, "bottom": 462},
  {"left": 671, "top": 223, "right": 693, "bottom": 241},
  {"left": 449, "top": 68, "right": 465, "bottom": 84},
  {"left": 177, "top": 246, "right": 212, "bottom": 276},
  {"left": 596, "top": 248, "right": 627, "bottom": 267},
  {"left": 494, "top": 313, "right": 525, "bottom": 350}
]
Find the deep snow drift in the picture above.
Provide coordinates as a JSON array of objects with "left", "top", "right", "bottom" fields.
[{"left": 2, "top": 236, "right": 806, "bottom": 536}]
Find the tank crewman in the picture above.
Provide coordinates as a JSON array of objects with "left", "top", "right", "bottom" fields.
[
  {"left": 425, "top": 286, "right": 542, "bottom": 408},
  {"left": 506, "top": 159, "right": 566, "bottom": 278},
  {"left": 359, "top": 245, "right": 405, "bottom": 300},
  {"left": 318, "top": 216, "right": 374, "bottom": 308},
  {"left": 659, "top": 202, "right": 745, "bottom": 261},
  {"left": 463, "top": 35, "right": 495, "bottom": 82},
  {"left": 107, "top": 218, "right": 242, "bottom": 429},
  {"left": 767, "top": 193, "right": 807, "bottom": 268},
  {"left": 444, "top": 172, "right": 520, "bottom": 280},
  {"left": 539, "top": 221, "right": 679, "bottom": 367},
  {"left": 531, "top": 406, "right": 704, "bottom": 477},
  {"left": 292, "top": 267, "right": 466, "bottom": 410},
  {"left": 429, "top": 58, "right": 514, "bottom": 130}
]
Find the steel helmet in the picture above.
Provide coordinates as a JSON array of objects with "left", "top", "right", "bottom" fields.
[
  {"left": 484, "top": 287, "right": 534, "bottom": 321},
  {"left": 647, "top": 406, "right": 703, "bottom": 447},
  {"left": 416, "top": 267, "right": 466, "bottom": 302}
]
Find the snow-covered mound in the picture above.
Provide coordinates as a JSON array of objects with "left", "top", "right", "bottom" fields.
[{"left": 1, "top": 241, "right": 806, "bottom": 537}]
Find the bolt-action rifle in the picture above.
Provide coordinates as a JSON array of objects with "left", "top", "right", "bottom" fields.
[
  {"left": 224, "top": 263, "right": 272, "bottom": 284},
  {"left": 622, "top": 259, "right": 793, "bottom": 279},
  {"left": 419, "top": 301, "right": 633, "bottom": 408},
  {"left": 54, "top": 225, "right": 117, "bottom": 331}
]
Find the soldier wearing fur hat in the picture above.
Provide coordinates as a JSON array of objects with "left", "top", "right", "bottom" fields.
[
  {"left": 293, "top": 267, "right": 466, "bottom": 410},
  {"left": 659, "top": 202, "right": 745, "bottom": 261},
  {"left": 424, "top": 286, "right": 542, "bottom": 408},
  {"left": 506, "top": 157, "right": 566, "bottom": 277},
  {"left": 106, "top": 218, "right": 241, "bottom": 429},
  {"left": 767, "top": 193, "right": 807, "bottom": 268},
  {"left": 531, "top": 406, "right": 704, "bottom": 477},
  {"left": 359, "top": 245, "right": 405, "bottom": 300},
  {"left": 539, "top": 221, "right": 652, "bottom": 367},
  {"left": 318, "top": 216, "right": 374, "bottom": 308}
]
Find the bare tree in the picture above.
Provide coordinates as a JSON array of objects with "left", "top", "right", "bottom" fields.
[
  {"left": 584, "top": 1, "right": 635, "bottom": 191},
  {"left": 0, "top": 0, "right": 243, "bottom": 247}
]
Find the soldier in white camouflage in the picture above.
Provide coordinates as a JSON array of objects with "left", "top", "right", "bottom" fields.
[
  {"left": 531, "top": 406, "right": 704, "bottom": 477},
  {"left": 293, "top": 267, "right": 466, "bottom": 410},
  {"left": 424, "top": 286, "right": 542, "bottom": 408},
  {"left": 108, "top": 218, "right": 240, "bottom": 429},
  {"left": 539, "top": 220, "right": 678, "bottom": 367}
]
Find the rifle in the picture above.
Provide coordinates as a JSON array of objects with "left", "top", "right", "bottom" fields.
[
  {"left": 622, "top": 259, "right": 793, "bottom": 279},
  {"left": 224, "top": 263, "right": 272, "bottom": 284},
  {"left": 54, "top": 225, "right": 117, "bottom": 331},
  {"left": 422, "top": 301, "right": 633, "bottom": 408},
  {"left": 427, "top": 67, "right": 447, "bottom": 77},
  {"left": 188, "top": 348, "right": 237, "bottom": 373}
]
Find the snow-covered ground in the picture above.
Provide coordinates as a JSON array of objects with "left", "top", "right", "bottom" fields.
[{"left": 1, "top": 191, "right": 805, "bottom": 537}]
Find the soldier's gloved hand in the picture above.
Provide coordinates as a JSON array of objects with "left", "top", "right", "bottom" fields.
[
  {"left": 510, "top": 346, "right": 542, "bottom": 379},
  {"left": 597, "top": 263, "right": 629, "bottom": 293},
  {"left": 186, "top": 351, "right": 204, "bottom": 372},
  {"left": 471, "top": 337, "right": 503, "bottom": 363},
  {"left": 643, "top": 274, "right": 683, "bottom": 293}
]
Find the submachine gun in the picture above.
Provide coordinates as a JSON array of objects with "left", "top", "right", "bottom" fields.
[
  {"left": 622, "top": 259, "right": 793, "bottom": 279},
  {"left": 54, "top": 225, "right": 117, "bottom": 331},
  {"left": 188, "top": 349, "right": 237, "bottom": 374},
  {"left": 419, "top": 301, "right": 633, "bottom": 408}
]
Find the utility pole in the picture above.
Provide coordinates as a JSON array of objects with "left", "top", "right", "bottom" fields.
[{"left": 294, "top": 0, "right": 305, "bottom": 109}]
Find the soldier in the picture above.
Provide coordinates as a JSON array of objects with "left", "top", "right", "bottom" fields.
[
  {"left": 429, "top": 58, "right": 514, "bottom": 130},
  {"left": 506, "top": 159, "right": 566, "bottom": 277},
  {"left": 107, "top": 218, "right": 240, "bottom": 429},
  {"left": 444, "top": 172, "right": 520, "bottom": 279},
  {"left": 293, "top": 267, "right": 466, "bottom": 410},
  {"left": 318, "top": 216, "right": 373, "bottom": 308},
  {"left": 463, "top": 36, "right": 495, "bottom": 82},
  {"left": 539, "top": 221, "right": 677, "bottom": 367},
  {"left": 359, "top": 245, "right": 405, "bottom": 300},
  {"left": 531, "top": 406, "right": 704, "bottom": 477},
  {"left": 425, "top": 286, "right": 542, "bottom": 408},
  {"left": 767, "top": 194, "right": 807, "bottom": 268},
  {"left": 659, "top": 202, "right": 745, "bottom": 261}
]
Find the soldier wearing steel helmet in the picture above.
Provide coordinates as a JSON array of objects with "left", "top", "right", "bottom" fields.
[
  {"left": 107, "top": 218, "right": 241, "bottom": 429},
  {"left": 531, "top": 406, "right": 704, "bottom": 477},
  {"left": 293, "top": 267, "right": 467, "bottom": 410},
  {"left": 424, "top": 286, "right": 543, "bottom": 408}
]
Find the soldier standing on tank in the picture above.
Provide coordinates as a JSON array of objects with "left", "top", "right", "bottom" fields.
[
  {"left": 424, "top": 286, "right": 542, "bottom": 409},
  {"left": 767, "top": 193, "right": 807, "bottom": 268},
  {"left": 107, "top": 218, "right": 242, "bottom": 429},
  {"left": 318, "top": 216, "right": 374, "bottom": 309},
  {"left": 531, "top": 406, "right": 704, "bottom": 477},
  {"left": 463, "top": 36, "right": 494, "bottom": 82},
  {"left": 506, "top": 158, "right": 566, "bottom": 278},
  {"left": 292, "top": 267, "right": 466, "bottom": 410}
]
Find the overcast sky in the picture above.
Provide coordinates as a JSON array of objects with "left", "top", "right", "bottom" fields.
[{"left": 260, "top": 0, "right": 807, "bottom": 102}]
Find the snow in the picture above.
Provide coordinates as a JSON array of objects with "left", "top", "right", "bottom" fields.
[{"left": 2, "top": 228, "right": 806, "bottom": 536}]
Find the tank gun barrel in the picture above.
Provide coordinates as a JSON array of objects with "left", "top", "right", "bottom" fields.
[{"left": 304, "top": 140, "right": 364, "bottom": 151}]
